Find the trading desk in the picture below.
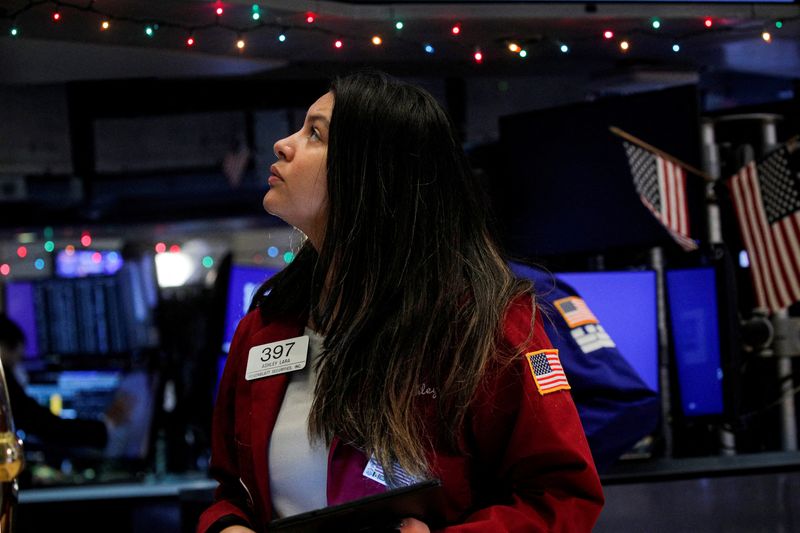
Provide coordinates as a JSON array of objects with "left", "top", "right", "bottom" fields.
[{"left": 17, "top": 474, "right": 215, "bottom": 533}]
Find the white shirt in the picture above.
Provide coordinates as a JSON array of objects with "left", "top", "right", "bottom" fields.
[{"left": 268, "top": 327, "right": 328, "bottom": 518}]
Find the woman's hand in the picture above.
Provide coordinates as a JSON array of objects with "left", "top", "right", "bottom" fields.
[
  {"left": 398, "top": 517, "right": 430, "bottom": 533},
  {"left": 220, "top": 527, "right": 256, "bottom": 533}
]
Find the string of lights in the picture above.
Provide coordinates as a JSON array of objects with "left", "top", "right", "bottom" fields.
[
  {"left": 2, "top": 0, "right": 797, "bottom": 62},
  {"left": 0, "top": 228, "right": 296, "bottom": 278}
]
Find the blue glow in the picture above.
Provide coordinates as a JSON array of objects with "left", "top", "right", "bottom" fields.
[
  {"left": 278, "top": 33, "right": 286, "bottom": 42},
  {"left": 739, "top": 250, "right": 750, "bottom": 268},
  {"left": 222, "top": 265, "right": 280, "bottom": 351},
  {"left": 267, "top": 246, "right": 279, "bottom": 258},
  {"left": 424, "top": 44, "right": 434, "bottom": 54},
  {"left": 34, "top": 258, "right": 45, "bottom": 270}
]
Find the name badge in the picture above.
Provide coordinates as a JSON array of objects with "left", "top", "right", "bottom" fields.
[
  {"left": 362, "top": 455, "right": 421, "bottom": 488},
  {"left": 245, "top": 335, "right": 309, "bottom": 381}
]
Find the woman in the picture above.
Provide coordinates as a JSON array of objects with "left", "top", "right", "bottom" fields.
[{"left": 199, "top": 71, "right": 603, "bottom": 533}]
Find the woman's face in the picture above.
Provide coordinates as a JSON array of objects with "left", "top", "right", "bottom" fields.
[{"left": 264, "top": 91, "right": 333, "bottom": 247}]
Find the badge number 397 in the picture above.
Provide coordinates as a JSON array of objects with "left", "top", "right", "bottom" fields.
[{"left": 245, "top": 335, "right": 309, "bottom": 381}]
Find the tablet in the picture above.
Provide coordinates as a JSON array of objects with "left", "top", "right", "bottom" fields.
[{"left": 269, "top": 479, "right": 445, "bottom": 533}]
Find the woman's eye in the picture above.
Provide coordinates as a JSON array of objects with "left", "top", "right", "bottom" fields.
[{"left": 309, "top": 127, "right": 320, "bottom": 140}]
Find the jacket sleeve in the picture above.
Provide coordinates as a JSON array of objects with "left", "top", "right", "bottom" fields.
[
  {"left": 441, "top": 300, "right": 604, "bottom": 532},
  {"left": 197, "top": 313, "right": 259, "bottom": 533},
  {"left": 541, "top": 276, "right": 660, "bottom": 472}
]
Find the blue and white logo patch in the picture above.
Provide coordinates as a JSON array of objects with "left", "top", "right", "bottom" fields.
[{"left": 571, "top": 323, "right": 616, "bottom": 354}]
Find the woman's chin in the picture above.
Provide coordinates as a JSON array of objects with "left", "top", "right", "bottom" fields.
[{"left": 262, "top": 193, "right": 278, "bottom": 215}]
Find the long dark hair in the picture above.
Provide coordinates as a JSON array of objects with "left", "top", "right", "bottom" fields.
[{"left": 254, "top": 71, "right": 531, "bottom": 479}]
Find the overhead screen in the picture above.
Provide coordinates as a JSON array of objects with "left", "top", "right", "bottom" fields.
[
  {"left": 496, "top": 85, "right": 705, "bottom": 257},
  {"left": 2, "top": 253, "right": 158, "bottom": 358}
]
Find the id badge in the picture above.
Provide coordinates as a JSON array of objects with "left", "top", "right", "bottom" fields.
[
  {"left": 245, "top": 335, "right": 309, "bottom": 381},
  {"left": 362, "top": 455, "right": 422, "bottom": 488}
]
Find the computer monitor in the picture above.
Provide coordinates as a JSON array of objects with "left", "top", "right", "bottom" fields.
[
  {"left": 25, "top": 369, "right": 123, "bottom": 421},
  {"left": 23, "top": 369, "right": 156, "bottom": 460},
  {"left": 221, "top": 264, "right": 279, "bottom": 352},
  {"left": 3, "top": 281, "right": 40, "bottom": 358},
  {"left": 55, "top": 250, "right": 124, "bottom": 278},
  {"left": 665, "top": 267, "right": 724, "bottom": 417},
  {"left": 3, "top": 263, "right": 157, "bottom": 358},
  {"left": 495, "top": 85, "right": 705, "bottom": 257},
  {"left": 554, "top": 270, "right": 660, "bottom": 393}
]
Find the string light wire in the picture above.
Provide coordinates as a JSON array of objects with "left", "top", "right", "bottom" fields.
[{"left": 1, "top": 1, "right": 797, "bottom": 60}]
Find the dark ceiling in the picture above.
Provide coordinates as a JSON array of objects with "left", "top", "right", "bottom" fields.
[{"left": 1, "top": 0, "right": 799, "bottom": 83}]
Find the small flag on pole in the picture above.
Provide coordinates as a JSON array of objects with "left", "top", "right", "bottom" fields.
[
  {"left": 622, "top": 141, "right": 698, "bottom": 251},
  {"left": 223, "top": 142, "right": 251, "bottom": 188},
  {"left": 727, "top": 144, "right": 800, "bottom": 312}
]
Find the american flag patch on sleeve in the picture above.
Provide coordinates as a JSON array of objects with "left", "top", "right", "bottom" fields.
[
  {"left": 526, "top": 349, "right": 571, "bottom": 395},
  {"left": 553, "top": 296, "right": 598, "bottom": 328}
]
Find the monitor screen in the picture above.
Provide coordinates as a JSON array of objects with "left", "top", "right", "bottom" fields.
[
  {"left": 3, "top": 268, "right": 157, "bottom": 358},
  {"left": 25, "top": 370, "right": 122, "bottom": 421},
  {"left": 555, "top": 270, "right": 660, "bottom": 392},
  {"left": 666, "top": 267, "right": 724, "bottom": 417},
  {"left": 496, "top": 85, "right": 704, "bottom": 257},
  {"left": 55, "top": 250, "right": 124, "bottom": 278},
  {"left": 222, "top": 264, "right": 279, "bottom": 352},
  {"left": 24, "top": 369, "right": 156, "bottom": 459},
  {"left": 3, "top": 281, "right": 40, "bottom": 358}
]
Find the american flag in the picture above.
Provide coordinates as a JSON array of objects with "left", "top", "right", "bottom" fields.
[
  {"left": 623, "top": 141, "right": 698, "bottom": 251},
  {"left": 222, "top": 143, "right": 251, "bottom": 187},
  {"left": 727, "top": 144, "right": 800, "bottom": 312},
  {"left": 553, "top": 296, "right": 598, "bottom": 329},
  {"left": 526, "top": 349, "right": 570, "bottom": 395}
]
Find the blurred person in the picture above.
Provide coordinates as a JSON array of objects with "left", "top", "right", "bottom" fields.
[
  {"left": 0, "top": 313, "right": 127, "bottom": 451},
  {"left": 512, "top": 263, "right": 661, "bottom": 472}
]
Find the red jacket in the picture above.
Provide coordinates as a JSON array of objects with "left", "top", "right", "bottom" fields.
[{"left": 198, "top": 297, "right": 604, "bottom": 532}]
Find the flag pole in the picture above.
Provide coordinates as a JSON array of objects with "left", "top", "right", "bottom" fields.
[{"left": 610, "top": 126, "right": 715, "bottom": 182}]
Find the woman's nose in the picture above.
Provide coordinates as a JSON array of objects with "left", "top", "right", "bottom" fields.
[{"left": 274, "top": 136, "right": 294, "bottom": 160}]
